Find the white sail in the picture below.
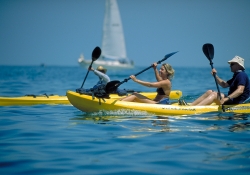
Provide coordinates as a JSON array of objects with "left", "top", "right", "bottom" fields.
[
  {"left": 78, "top": 0, "right": 134, "bottom": 69},
  {"left": 101, "top": 0, "right": 127, "bottom": 60}
]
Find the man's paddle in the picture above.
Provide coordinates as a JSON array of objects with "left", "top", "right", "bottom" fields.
[
  {"left": 80, "top": 46, "right": 102, "bottom": 88},
  {"left": 105, "top": 51, "right": 178, "bottom": 93},
  {"left": 202, "top": 43, "right": 225, "bottom": 111}
]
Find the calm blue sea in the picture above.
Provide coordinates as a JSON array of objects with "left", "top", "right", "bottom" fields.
[{"left": 0, "top": 65, "right": 250, "bottom": 175}]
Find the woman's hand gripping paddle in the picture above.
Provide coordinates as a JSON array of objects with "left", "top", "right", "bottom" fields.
[
  {"left": 202, "top": 43, "right": 225, "bottom": 112},
  {"left": 80, "top": 47, "right": 102, "bottom": 88},
  {"left": 105, "top": 51, "right": 178, "bottom": 94}
]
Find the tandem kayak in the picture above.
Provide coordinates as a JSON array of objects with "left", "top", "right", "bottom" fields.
[
  {"left": 67, "top": 90, "right": 250, "bottom": 115},
  {"left": 0, "top": 90, "right": 182, "bottom": 106}
]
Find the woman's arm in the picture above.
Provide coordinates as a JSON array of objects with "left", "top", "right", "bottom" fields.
[
  {"left": 153, "top": 63, "right": 162, "bottom": 82},
  {"left": 130, "top": 75, "right": 165, "bottom": 88}
]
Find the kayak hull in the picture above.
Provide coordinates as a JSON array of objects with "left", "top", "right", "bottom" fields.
[
  {"left": 0, "top": 95, "right": 70, "bottom": 106},
  {"left": 67, "top": 90, "right": 250, "bottom": 115},
  {"left": 0, "top": 90, "right": 182, "bottom": 106}
]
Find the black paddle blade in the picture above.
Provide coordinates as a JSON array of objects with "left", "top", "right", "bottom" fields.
[
  {"left": 202, "top": 43, "right": 214, "bottom": 61},
  {"left": 105, "top": 80, "right": 121, "bottom": 94},
  {"left": 163, "top": 51, "right": 178, "bottom": 61},
  {"left": 92, "top": 46, "right": 101, "bottom": 61}
]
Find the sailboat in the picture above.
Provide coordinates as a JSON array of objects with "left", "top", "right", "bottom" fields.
[{"left": 78, "top": 0, "right": 134, "bottom": 69}]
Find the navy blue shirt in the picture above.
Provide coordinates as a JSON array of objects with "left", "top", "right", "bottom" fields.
[{"left": 227, "top": 71, "right": 250, "bottom": 104}]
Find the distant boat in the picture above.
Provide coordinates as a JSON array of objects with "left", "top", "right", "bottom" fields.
[{"left": 78, "top": 0, "right": 134, "bottom": 69}]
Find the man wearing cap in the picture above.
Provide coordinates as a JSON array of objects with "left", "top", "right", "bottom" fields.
[
  {"left": 89, "top": 66, "right": 110, "bottom": 85},
  {"left": 191, "top": 56, "right": 250, "bottom": 106}
]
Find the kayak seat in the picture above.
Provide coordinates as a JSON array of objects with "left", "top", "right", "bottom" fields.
[
  {"left": 76, "top": 86, "right": 110, "bottom": 99},
  {"left": 105, "top": 80, "right": 120, "bottom": 94}
]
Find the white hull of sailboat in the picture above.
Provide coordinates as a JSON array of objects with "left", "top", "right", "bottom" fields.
[{"left": 78, "top": 58, "right": 134, "bottom": 69}]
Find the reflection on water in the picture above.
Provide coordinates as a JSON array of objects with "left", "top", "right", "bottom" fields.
[
  {"left": 71, "top": 114, "right": 175, "bottom": 134},
  {"left": 229, "top": 122, "right": 250, "bottom": 132},
  {"left": 217, "top": 113, "right": 249, "bottom": 121},
  {"left": 204, "top": 140, "right": 250, "bottom": 163},
  {"left": 71, "top": 111, "right": 250, "bottom": 133}
]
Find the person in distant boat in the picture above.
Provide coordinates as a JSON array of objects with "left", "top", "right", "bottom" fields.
[
  {"left": 120, "top": 63, "right": 175, "bottom": 104},
  {"left": 191, "top": 56, "right": 250, "bottom": 106},
  {"left": 89, "top": 66, "right": 110, "bottom": 85}
]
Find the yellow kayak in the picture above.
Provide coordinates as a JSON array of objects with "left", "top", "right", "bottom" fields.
[
  {"left": 67, "top": 90, "right": 250, "bottom": 115},
  {"left": 0, "top": 90, "right": 182, "bottom": 106},
  {"left": 0, "top": 95, "right": 70, "bottom": 106}
]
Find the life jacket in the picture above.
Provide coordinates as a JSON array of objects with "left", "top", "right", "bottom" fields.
[{"left": 76, "top": 80, "right": 129, "bottom": 105}]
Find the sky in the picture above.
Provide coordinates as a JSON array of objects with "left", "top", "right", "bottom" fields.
[{"left": 0, "top": 0, "right": 250, "bottom": 68}]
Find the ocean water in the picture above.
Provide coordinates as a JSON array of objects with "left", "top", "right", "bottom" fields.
[{"left": 0, "top": 65, "right": 250, "bottom": 175}]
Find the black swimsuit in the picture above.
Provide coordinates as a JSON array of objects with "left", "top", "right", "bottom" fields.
[
  {"left": 156, "top": 88, "right": 165, "bottom": 95},
  {"left": 156, "top": 88, "right": 170, "bottom": 104}
]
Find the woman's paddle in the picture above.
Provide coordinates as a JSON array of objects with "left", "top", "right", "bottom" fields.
[
  {"left": 80, "top": 46, "right": 102, "bottom": 88},
  {"left": 105, "top": 51, "right": 178, "bottom": 93},
  {"left": 202, "top": 43, "right": 225, "bottom": 111}
]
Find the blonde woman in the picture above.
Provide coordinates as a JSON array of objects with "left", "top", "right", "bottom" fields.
[{"left": 120, "top": 63, "right": 175, "bottom": 104}]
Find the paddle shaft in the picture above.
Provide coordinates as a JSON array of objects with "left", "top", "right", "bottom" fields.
[
  {"left": 203, "top": 43, "right": 225, "bottom": 111},
  {"left": 210, "top": 61, "right": 225, "bottom": 111},
  {"left": 209, "top": 61, "right": 222, "bottom": 98},
  {"left": 79, "top": 46, "right": 101, "bottom": 89},
  {"left": 117, "top": 66, "right": 152, "bottom": 86},
  {"left": 117, "top": 51, "right": 178, "bottom": 87},
  {"left": 80, "top": 61, "right": 94, "bottom": 88}
]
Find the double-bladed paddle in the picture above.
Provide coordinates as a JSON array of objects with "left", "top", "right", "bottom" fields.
[
  {"left": 202, "top": 43, "right": 225, "bottom": 111},
  {"left": 80, "top": 46, "right": 102, "bottom": 88},
  {"left": 105, "top": 51, "right": 178, "bottom": 93}
]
